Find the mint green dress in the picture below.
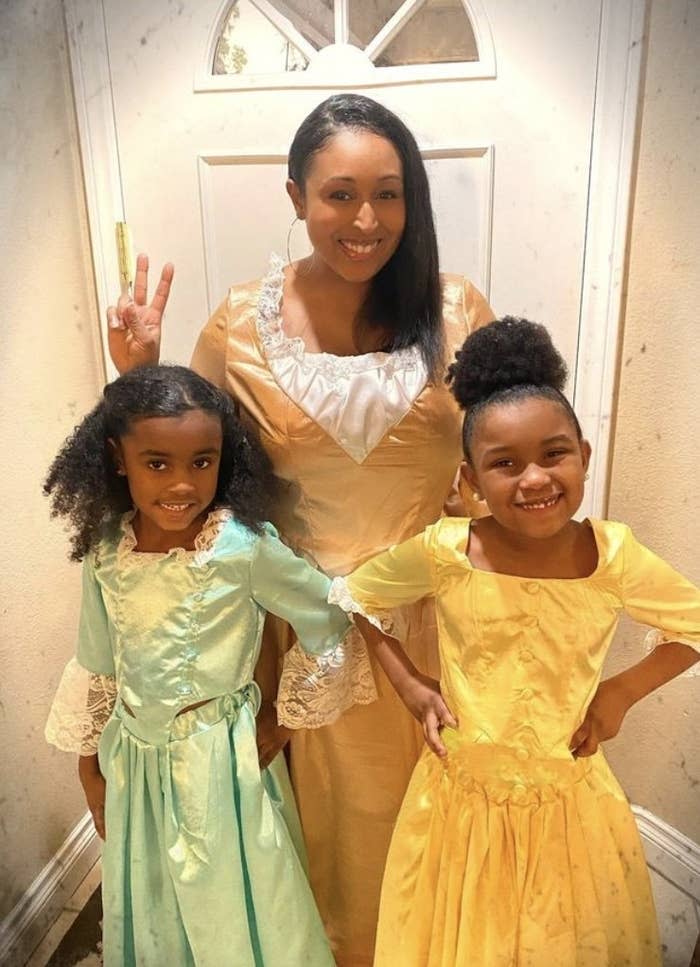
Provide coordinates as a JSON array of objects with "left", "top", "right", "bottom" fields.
[{"left": 49, "top": 510, "right": 351, "bottom": 966}]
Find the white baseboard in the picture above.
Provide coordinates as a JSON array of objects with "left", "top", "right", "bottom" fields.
[
  {"left": 0, "top": 812, "right": 99, "bottom": 967},
  {"left": 633, "top": 803, "right": 700, "bottom": 903}
]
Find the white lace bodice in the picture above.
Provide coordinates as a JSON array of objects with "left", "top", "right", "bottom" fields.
[{"left": 254, "top": 256, "right": 428, "bottom": 463}]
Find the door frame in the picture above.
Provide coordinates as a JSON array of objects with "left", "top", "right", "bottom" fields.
[{"left": 62, "top": 0, "right": 647, "bottom": 518}]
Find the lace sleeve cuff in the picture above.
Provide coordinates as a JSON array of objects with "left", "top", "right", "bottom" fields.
[
  {"left": 643, "top": 629, "right": 700, "bottom": 677},
  {"left": 276, "top": 627, "right": 378, "bottom": 729},
  {"left": 45, "top": 657, "right": 117, "bottom": 754},
  {"left": 327, "top": 576, "right": 397, "bottom": 635}
]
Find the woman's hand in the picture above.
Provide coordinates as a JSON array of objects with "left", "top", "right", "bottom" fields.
[
  {"left": 256, "top": 701, "right": 293, "bottom": 769},
  {"left": 400, "top": 673, "right": 457, "bottom": 758},
  {"left": 569, "top": 678, "right": 632, "bottom": 758},
  {"left": 78, "top": 754, "right": 106, "bottom": 839},
  {"left": 106, "top": 253, "right": 174, "bottom": 374}
]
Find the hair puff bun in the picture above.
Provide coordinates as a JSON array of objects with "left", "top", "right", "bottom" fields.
[{"left": 447, "top": 317, "right": 568, "bottom": 409}]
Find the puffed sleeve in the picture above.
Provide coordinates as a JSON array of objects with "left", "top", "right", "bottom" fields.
[
  {"left": 190, "top": 296, "right": 229, "bottom": 389},
  {"left": 251, "top": 528, "right": 377, "bottom": 728},
  {"left": 330, "top": 528, "right": 437, "bottom": 634},
  {"left": 250, "top": 528, "right": 350, "bottom": 653},
  {"left": 45, "top": 554, "right": 117, "bottom": 754},
  {"left": 619, "top": 527, "right": 700, "bottom": 670}
]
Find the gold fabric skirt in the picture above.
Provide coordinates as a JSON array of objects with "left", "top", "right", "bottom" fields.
[{"left": 375, "top": 739, "right": 660, "bottom": 967}]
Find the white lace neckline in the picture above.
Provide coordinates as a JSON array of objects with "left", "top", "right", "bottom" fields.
[
  {"left": 116, "top": 508, "right": 233, "bottom": 569},
  {"left": 255, "top": 254, "right": 422, "bottom": 379}
]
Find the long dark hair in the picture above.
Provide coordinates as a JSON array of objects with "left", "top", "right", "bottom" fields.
[
  {"left": 288, "top": 94, "right": 443, "bottom": 379},
  {"left": 44, "top": 365, "right": 277, "bottom": 560},
  {"left": 446, "top": 317, "right": 583, "bottom": 460}
]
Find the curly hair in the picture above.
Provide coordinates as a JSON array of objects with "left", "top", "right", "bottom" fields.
[
  {"left": 446, "top": 317, "right": 582, "bottom": 459},
  {"left": 44, "top": 365, "right": 278, "bottom": 560}
]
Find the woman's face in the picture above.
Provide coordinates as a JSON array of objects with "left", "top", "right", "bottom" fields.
[{"left": 287, "top": 128, "right": 406, "bottom": 284}]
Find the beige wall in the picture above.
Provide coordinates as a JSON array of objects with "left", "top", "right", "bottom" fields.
[
  {"left": 0, "top": 0, "right": 104, "bottom": 917},
  {"left": 0, "top": 0, "right": 698, "bottom": 927},
  {"left": 605, "top": 0, "right": 700, "bottom": 840}
]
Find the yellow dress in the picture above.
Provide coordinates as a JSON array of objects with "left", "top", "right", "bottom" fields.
[
  {"left": 191, "top": 256, "right": 494, "bottom": 964},
  {"left": 342, "top": 517, "right": 700, "bottom": 967}
]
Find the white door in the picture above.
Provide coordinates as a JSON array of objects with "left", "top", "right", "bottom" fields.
[{"left": 65, "top": 0, "right": 644, "bottom": 516}]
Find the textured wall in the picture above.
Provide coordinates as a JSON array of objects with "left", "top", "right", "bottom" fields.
[
  {"left": 605, "top": 0, "right": 700, "bottom": 840},
  {"left": 0, "top": 0, "right": 104, "bottom": 917}
]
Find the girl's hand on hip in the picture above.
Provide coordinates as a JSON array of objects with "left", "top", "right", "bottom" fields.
[
  {"left": 256, "top": 701, "right": 293, "bottom": 769},
  {"left": 402, "top": 674, "right": 457, "bottom": 758},
  {"left": 569, "top": 678, "right": 632, "bottom": 758},
  {"left": 106, "top": 253, "right": 174, "bottom": 374},
  {"left": 78, "top": 754, "right": 106, "bottom": 839}
]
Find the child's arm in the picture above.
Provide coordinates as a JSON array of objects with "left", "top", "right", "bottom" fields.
[
  {"left": 78, "top": 754, "right": 106, "bottom": 840},
  {"left": 338, "top": 527, "right": 458, "bottom": 756},
  {"left": 249, "top": 527, "right": 372, "bottom": 738},
  {"left": 570, "top": 641, "right": 698, "bottom": 757},
  {"left": 355, "top": 615, "right": 456, "bottom": 757},
  {"left": 46, "top": 554, "right": 116, "bottom": 838},
  {"left": 571, "top": 526, "right": 699, "bottom": 757}
]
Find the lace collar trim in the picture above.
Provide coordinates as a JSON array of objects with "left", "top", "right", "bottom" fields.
[
  {"left": 116, "top": 508, "right": 233, "bottom": 569},
  {"left": 255, "top": 254, "right": 423, "bottom": 380}
]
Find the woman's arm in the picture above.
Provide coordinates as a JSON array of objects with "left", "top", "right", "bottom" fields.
[
  {"left": 107, "top": 253, "right": 174, "bottom": 374},
  {"left": 254, "top": 618, "right": 292, "bottom": 770}
]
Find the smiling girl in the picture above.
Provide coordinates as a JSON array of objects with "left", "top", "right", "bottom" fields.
[
  {"left": 43, "top": 364, "right": 361, "bottom": 967},
  {"left": 335, "top": 318, "right": 700, "bottom": 965}
]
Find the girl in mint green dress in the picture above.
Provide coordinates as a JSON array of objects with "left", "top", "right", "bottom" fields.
[{"left": 44, "top": 365, "right": 372, "bottom": 966}]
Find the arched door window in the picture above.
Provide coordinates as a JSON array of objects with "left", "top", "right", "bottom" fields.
[{"left": 199, "top": 0, "right": 495, "bottom": 90}]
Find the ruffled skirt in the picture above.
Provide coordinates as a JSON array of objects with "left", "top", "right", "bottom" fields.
[
  {"left": 375, "top": 741, "right": 661, "bottom": 967},
  {"left": 98, "top": 689, "right": 334, "bottom": 967}
]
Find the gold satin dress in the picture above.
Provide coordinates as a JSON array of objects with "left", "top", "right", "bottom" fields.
[
  {"left": 343, "top": 517, "right": 700, "bottom": 966},
  {"left": 191, "top": 256, "right": 494, "bottom": 964}
]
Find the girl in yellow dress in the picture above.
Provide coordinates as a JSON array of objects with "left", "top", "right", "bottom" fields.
[{"left": 333, "top": 318, "right": 700, "bottom": 966}]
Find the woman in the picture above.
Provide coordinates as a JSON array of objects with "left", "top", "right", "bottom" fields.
[{"left": 108, "top": 94, "right": 494, "bottom": 966}]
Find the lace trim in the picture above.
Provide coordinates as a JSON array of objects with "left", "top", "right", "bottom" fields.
[
  {"left": 327, "top": 576, "right": 396, "bottom": 635},
  {"left": 116, "top": 508, "right": 233, "bottom": 570},
  {"left": 45, "top": 658, "right": 117, "bottom": 754},
  {"left": 255, "top": 254, "right": 422, "bottom": 381},
  {"left": 643, "top": 629, "right": 700, "bottom": 678},
  {"left": 276, "top": 627, "right": 378, "bottom": 729}
]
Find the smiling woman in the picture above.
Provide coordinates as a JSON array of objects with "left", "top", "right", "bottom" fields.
[{"left": 107, "top": 94, "right": 494, "bottom": 965}]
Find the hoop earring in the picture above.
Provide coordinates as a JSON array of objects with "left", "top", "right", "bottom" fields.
[
  {"left": 286, "top": 216, "right": 298, "bottom": 267},
  {"left": 286, "top": 215, "right": 309, "bottom": 271},
  {"left": 584, "top": 473, "right": 590, "bottom": 481}
]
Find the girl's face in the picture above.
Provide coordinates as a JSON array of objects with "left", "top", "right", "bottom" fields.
[
  {"left": 287, "top": 128, "right": 406, "bottom": 285},
  {"left": 462, "top": 397, "right": 591, "bottom": 541},
  {"left": 112, "top": 409, "right": 222, "bottom": 541}
]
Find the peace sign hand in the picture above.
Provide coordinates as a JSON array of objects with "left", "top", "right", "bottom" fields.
[{"left": 106, "top": 253, "right": 174, "bottom": 374}]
